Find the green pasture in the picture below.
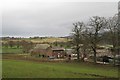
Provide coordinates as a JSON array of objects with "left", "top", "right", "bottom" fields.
[
  {"left": 2, "top": 47, "right": 23, "bottom": 53},
  {"left": 2, "top": 60, "right": 118, "bottom": 78}
]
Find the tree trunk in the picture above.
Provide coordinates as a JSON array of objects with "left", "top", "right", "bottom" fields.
[
  {"left": 113, "top": 52, "right": 116, "bottom": 66},
  {"left": 76, "top": 47, "right": 80, "bottom": 60},
  {"left": 92, "top": 46, "right": 97, "bottom": 64},
  {"left": 93, "top": 49, "right": 97, "bottom": 64},
  {"left": 113, "top": 46, "right": 116, "bottom": 66},
  {"left": 112, "top": 40, "right": 116, "bottom": 66}
]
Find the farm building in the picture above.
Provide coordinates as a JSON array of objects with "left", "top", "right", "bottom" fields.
[
  {"left": 30, "top": 44, "right": 52, "bottom": 57},
  {"left": 30, "top": 44, "right": 65, "bottom": 58},
  {"left": 52, "top": 47, "right": 65, "bottom": 58}
]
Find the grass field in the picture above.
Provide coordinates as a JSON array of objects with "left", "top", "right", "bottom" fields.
[
  {"left": 30, "top": 37, "right": 70, "bottom": 43},
  {"left": 2, "top": 47, "right": 23, "bottom": 53},
  {"left": 2, "top": 59, "right": 118, "bottom": 78},
  {"left": 2, "top": 37, "right": 71, "bottom": 44}
]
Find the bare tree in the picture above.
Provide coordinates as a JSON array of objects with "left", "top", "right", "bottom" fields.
[
  {"left": 107, "top": 14, "right": 118, "bottom": 66},
  {"left": 81, "top": 28, "right": 91, "bottom": 62},
  {"left": 72, "top": 22, "right": 85, "bottom": 60},
  {"left": 117, "top": 2, "right": 120, "bottom": 60},
  {"left": 87, "top": 16, "right": 107, "bottom": 63}
]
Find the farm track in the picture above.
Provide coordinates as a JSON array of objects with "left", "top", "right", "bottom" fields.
[
  {"left": 2, "top": 53, "right": 66, "bottom": 63},
  {"left": 2, "top": 53, "right": 119, "bottom": 68}
]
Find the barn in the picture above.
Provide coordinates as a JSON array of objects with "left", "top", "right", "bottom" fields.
[
  {"left": 30, "top": 44, "right": 52, "bottom": 57},
  {"left": 52, "top": 47, "right": 65, "bottom": 58},
  {"left": 30, "top": 44, "right": 65, "bottom": 58}
]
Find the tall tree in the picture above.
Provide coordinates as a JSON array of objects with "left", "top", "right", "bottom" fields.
[
  {"left": 117, "top": 3, "right": 120, "bottom": 64},
  {"left": 107, "top": 14, "right": 118, "bottom": 66},
  {"left": 81, "top": 28, "right": 91, "bottom": 62},
  {"left": 72, "top": 22, "right": 85, "bottom": 60},
  {"left": 88, "top": 16, "right": 107, "bottom": 63}
]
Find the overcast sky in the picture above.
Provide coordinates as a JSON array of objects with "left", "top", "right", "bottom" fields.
[{"left": 2, "top": 1, "right": 118, "bottom": 37}]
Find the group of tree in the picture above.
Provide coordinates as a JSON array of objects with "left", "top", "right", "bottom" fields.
[
  {"left": 20, "top": 40, "right": 34, "bottom": 53},
  {"left": 52, "top": 41, "right": 73, "bottom": 48},
  {"left": 2, "top": 40, "right": 21, "bottom": 48},
  {"left": 72, "top": 14, "right": 119, "bottom": 65},
  {"left": 2, "top": 40, "right": 34, "bottom": 53}
]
